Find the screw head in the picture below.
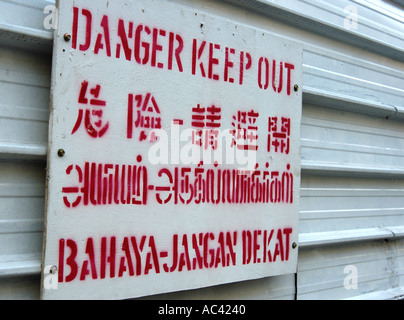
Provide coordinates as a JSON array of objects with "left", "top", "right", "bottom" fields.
[
  {"left": 50, "top": 265, "right": 58, "bottom": 274},
  {"left": 57, "top": 149, "right": 65, "bottom": 157},
  {"left": 294, "top": 84, "right": 299, "bottom": 92},
  {"left": 292, "top": 242, "right": 298, "bottom": 249},
  {"left": 63, "top": 33, "right": 71, "bottom": 41}
]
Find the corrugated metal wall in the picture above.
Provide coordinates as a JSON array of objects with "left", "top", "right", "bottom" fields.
[{"left": 0, "top": 0, "right": 403, "bottom": 300}]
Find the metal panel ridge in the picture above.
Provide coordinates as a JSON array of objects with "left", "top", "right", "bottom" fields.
[{"left": 222, "top": 0, "right": 404, "bottom": 62}]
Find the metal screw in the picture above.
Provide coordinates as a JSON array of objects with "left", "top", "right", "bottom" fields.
[
  {"left": 294, "top": 84, "right": 299, "bottom": 92},
  {"left": 64, "top": 33, "right": 71, "bottom": 41},
  {"left": 292, "top": 242, "right": 298, "bottom": 249},
  {"left": 50, "top": 265, "right": 58, "bottom": 274},
  {"left": 57, "top": 149, "right": 65, "bottom": 157}
]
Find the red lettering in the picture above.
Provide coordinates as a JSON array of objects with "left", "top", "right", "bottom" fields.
[
  {"left": 94, "top": 15, "right": 111, "bottom": 56},
  {"left": 239, "top": 51, "right": 252, "bottom": 85},
  {"left": 270, "top": 171, "right": 281, "bottom": 203},
  {"left": 253, "top": 230, "right": 261, "bottom": 263},
  {"left": 80, "top": 237, "right": 97, "bottom": 280},
  {"left": 134, "top": 24, "right": 151, "bottom": 65},
  {"left": 168, "top": 32, "right": 184, "bottom": 72},
  {"left": 58, "top": 239, "right": 65, "bottom": 283},
  {"left": 100, "top": 236, "right": 116, "bottom": 279},
  {"left": 131, "top": 236, "right": 147, "bottom": 276},
  {"left": 168, "top": 234, "right": 178, "bottom": 272},
  {"left": 285, "top": 63, "right": 295, "bottom": 95},
  {"left": 62, "top": 165, "right": 82, "bottom": 207},
  {"left": 69, "top": 8, "right": 297, "bottom": 90},
  {"left": 63, "top": 162, "right": 295, "bottom": 207},
  {"left": 178, "top": 234, "right": 192, "bottom": 272},
  {"left": 54, "top": 229, "right": 294, "bottom": 284},
  {"left": 144, "top": 236, "right": 160, "bottom": 274},
  {"left": 203, "top": 232, "right": 215, "bottom": 268},
  {"left": 118, "top": 237, "right": 134, "bottom": 277},
  {"left": 72, "top": 7, "right": 79, "bottom": 50},
  {"left": 116, "top": 19, "right": 133, "bottom": 60},
  {"left": 258, "top": 57, "right": 269, "bottom": 89},
  {"left": 72, "top": 8, "right": 92, "bottom": 52},
  {"left": 224, "top": 47, "right": 235, "bottom": 83},
  {"left": 273, "top": 229, "right": 284, "bottom": 262},
  {"left": 264, "top": 229, "right": 274, "bottom": 263},
  {"left": 242, "top": 230, "right": 252, "bottom": 265},
  {"left": 283, "top": 227, "right": 293, "bottom": 261},
  {"left": 272, "top": 60, "right": 283, "bottom": 93},
  {"left": 151, "top": 28, "right": 166, "bottom": 68},
  {"left": 208, "top": 43, "right": 220, "bottom": 80},
  {"left": 257, "top": 58, "right": 295, "bottom": 95},
  {"left": 65, "top": 239, "right": 78, "bottom": 282},
  {"left": 226, "top": 231, "right": 237, "bottom": 266},
  {"left": 127, "top": 94, "right": 134, "bottom": 139},
  {"left": 192, "top": 233, "right": 203, "bottom": 270},
  {"left": 192, "top": 39, "right": 207, "bottom": 77},
  {"left": 282, "top": 165, "right": 293, "bottom": 203},
  {"left": 215, "top": 232, "right": 226, "bottom": 268}
]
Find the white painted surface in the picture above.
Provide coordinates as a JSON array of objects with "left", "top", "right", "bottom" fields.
[
  {"left": 41, "top": 0, "right": 302, "bottom": 299},
  {"left": 0, "top": 0, "right": 403, "bottom": 300}
]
